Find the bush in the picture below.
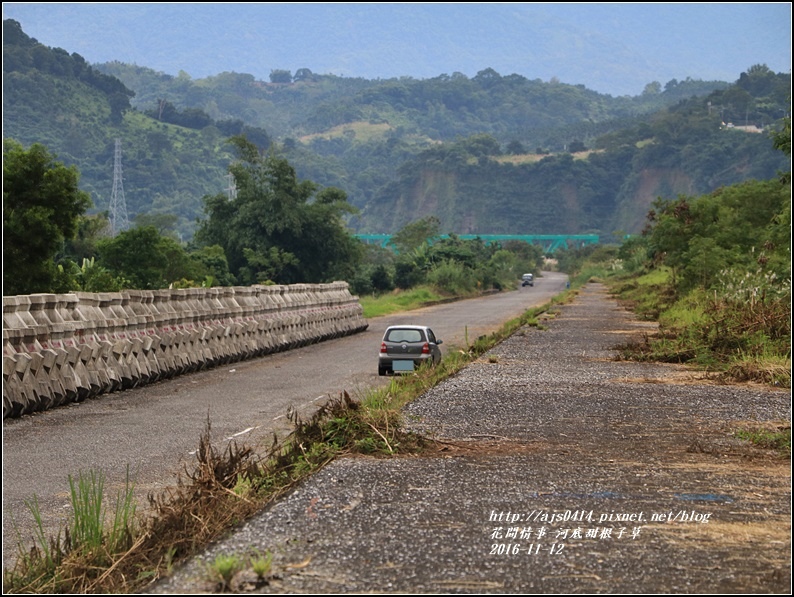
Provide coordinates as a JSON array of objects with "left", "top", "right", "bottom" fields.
[
  {"left": 370, "top": 264, "right": 394, "bottom": 292},
  {"left": 394, "top": 259, "right": 424, "bottom": 290},
  {"left": 426, "top": 259, "right": 474, "bottom": 294}
]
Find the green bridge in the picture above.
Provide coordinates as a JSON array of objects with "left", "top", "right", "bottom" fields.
[{"left": 355, "top": 234, "right": 599, "bottom": 253}]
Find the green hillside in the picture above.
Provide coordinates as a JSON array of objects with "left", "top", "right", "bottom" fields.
[{"left": 4, "top": 18, "right": 790, "bottom": 239}]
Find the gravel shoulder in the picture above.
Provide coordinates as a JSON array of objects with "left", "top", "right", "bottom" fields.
[{"left": 154, "top": 283, "right": 791, "bottom": 594}]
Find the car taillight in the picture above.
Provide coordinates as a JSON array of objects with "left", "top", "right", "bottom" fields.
[
  {"left": 380, "top": 342, "right": 388, "bottom": 353},
  {"left": 422, "top": 342, "right": 430, "bottom": 354}
]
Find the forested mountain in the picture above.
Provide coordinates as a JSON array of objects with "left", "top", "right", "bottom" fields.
[{"left": 3, "top": 19, "right": 790, "bottom": 240}]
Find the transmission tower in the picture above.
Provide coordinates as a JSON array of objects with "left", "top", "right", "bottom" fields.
[
  {"left": 225, "top": 171, "right": 238, "bottom": 201},
  {"left": 109, "top": 138, "right": 130, "bottom": 235}
]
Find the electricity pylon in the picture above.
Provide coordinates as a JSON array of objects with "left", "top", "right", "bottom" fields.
[{"left": 109, "top": 138, "right": 130, "bottom": 235}]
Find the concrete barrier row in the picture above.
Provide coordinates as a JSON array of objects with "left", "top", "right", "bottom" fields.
[{"left": 2, "top": 282, "right": 368, "bottom": 419}]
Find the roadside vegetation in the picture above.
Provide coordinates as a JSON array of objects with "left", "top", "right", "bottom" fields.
[
  {"left": 557, "top": 119, "right": 790, "bottom": 390},
  {"left": 3, "top": 292, "right": 569, "bottom": 594},
  {"left": 555, "top": 150, "right": 790, "bottom": 459},
  {"left": 5, "top": 133, "right": 542, "bottom": 297},
  {"left": 734, "top": 424, "right": 791, "bottom": 456},
  {"left": 359, "top": 286, "right": 445, "bottom": 318}
]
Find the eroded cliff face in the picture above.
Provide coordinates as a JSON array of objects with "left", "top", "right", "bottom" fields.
[
  {"left": 358, "top": 163, "right": 624, "bottom": 235},
  {"left": 355, "top": 133, "right": 784, "bottom": 237},
  {"left": 613, "top": 168, "right": 697, "bottom": 233}
]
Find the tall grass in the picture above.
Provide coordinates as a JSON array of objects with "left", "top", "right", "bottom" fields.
[
  {"left": 610, "top": 268, "right": 791, "bottom": 387},
  {"left": 5, "top": 466, "right": 137, "bottom": 593}
]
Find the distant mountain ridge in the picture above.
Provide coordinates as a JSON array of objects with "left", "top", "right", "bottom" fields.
[
  {"left": 3, "top": 18, "right": 790, "bottom": 241},
  {"left": 2, "top": 3, "right": 790, "bottom": 96}
]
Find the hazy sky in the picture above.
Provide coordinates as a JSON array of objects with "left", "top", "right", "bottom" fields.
[{"left": 3, "top": 3, "right": 791, "bottom": 95}]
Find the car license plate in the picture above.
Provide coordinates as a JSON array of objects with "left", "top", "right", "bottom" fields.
[{"left": 393, "top": 360, "right": 415, "bottom": 372}]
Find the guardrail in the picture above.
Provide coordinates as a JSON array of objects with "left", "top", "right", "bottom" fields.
[{"left": 2, "top": 283, "right": 368, "bottom": 419}]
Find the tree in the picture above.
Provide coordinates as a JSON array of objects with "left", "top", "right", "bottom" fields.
[
  {"left": 96, "top": 225, "right": 201, "bottom": 289},
  {"left": 269, "top": 69, "right": 292, "bottom": 84},
  {"left": 506, "top": 140, "right": 526, "bottom": 155},
  {"left": 389, "top": 216, "right": 441, "bottom": 254},
  {"left": 293, "top": 68, "right": 317, "bottom": 82},
  {"left": 3, "top": 139, "right": 91, "bottom": 295},
  {"left": 771, "top": 115, "right": 791, "bottom": 158},
  {"left": 642, "top": 81, "right": 662, "bottom": 95},
  {"left": 196, "top": 136, "right": 361, "bottom": 284}
]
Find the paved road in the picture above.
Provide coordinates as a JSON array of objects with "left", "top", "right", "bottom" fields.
[
  {"left": 2, "top": 272, "right": 567, "bottom": 565},
  {"left": 155, "top": 283, "right": 790, "bottom": 594}
]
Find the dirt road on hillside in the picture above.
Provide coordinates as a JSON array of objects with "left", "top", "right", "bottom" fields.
[{"left": 154, "top": 283, "right": 790, "bottom": 594}]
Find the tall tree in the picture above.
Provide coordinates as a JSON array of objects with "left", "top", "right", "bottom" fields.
[
  {"left": 3, "top": 139, "right": 91, "bottom": 295},
  {"left": 389, "top": 216, "right": 441, "bottom": 254},
  {"left": 196, "top": 136, "right": 361, "bottom": 284},
  {"left": 96, "top": 225, "right": 201, "bottom": 289}
]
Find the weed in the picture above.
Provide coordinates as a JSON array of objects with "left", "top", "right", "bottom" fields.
[
  {"left": 4, "top": 466, "right": 138, "bottom": 594},
  {"left": 607, "top": 268, "right": 790, "bottom": 388},
  {"left": 206, "top": 553, "right": 243, "bottom": 591},
  {"left": 249, "top": 549, "right": 273, "bottom": 579},
  {"left": 68, "top": 470, "right": 105, "bottom": 556},
  {"left": 735, "top": 426, "right": 791, "bottom": 456},
  {"left": 359, "top": 286, "right": 444, "bottom": 318},
  {"left": 232, "top": 475, "right": 253, "bottom": 498},
  {"left": 4, "top": 494, "right": 63, "bottom": 591},
  {"left": 487, "top": 355, "right": 499, "bottom": 364}
]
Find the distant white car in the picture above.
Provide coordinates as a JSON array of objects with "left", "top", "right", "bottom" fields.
[
  {"left": 522, "top": 273, "right": 534, "bottom": 287},
  {"left": 378, "top": 325, "right": 443, "bottom": 376}
]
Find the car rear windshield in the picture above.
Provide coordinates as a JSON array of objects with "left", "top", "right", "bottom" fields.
[{"left": 385, "top": 329, "right": 425, "bottom": 343}]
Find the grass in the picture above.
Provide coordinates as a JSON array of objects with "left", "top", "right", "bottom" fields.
[
  {"left": 359, "top": 286, "right": 446, "bottom": 318},
  {"left": 735, "top": 425, "right": 791, "bottom": 456},
  {"left": 204, "top": 549, "right": 273, "bottom": 591},
  {"left": 299, "top": 121, "right": 393, "bottom": 143},
  {"left": 4, "top": 288, "right": 568, "bottom": 594},
  {"left": 5, "top": 467, "right": 138, "bottom": 593},
  {"left": 606, "top": 265, "right": 791, "bottom": 388},
  {"left": 206, "top": 553, "right": 243, "bottom": 591},
  {"left": 249, "top": 549, "right": 273, "bottom": 580},
  {"left": 493, "top": 149, "right": 604, "bottom": 165},
  {"left": 608, "top": 267, "right": 676, "bottom": 320}
]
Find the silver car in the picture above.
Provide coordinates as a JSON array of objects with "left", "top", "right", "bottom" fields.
[{"left": 378, "top": 325, "right": 443, "bottom": 376}]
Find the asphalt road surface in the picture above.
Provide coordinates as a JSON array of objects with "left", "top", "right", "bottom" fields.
[
  {"left": 2, "top": 272, "right": 567, "bottom": 565},
  {"left": 154, "top": 282, "right": 790, "bottom": 594}
]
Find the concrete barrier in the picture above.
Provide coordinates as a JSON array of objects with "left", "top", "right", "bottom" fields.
[{"left": 2, "top": 282, "right": 368, "bottom": 419}]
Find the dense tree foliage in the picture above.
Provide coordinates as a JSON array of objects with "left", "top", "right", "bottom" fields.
[
  {"left": 94, "top": 225, "right": 202, "bottom": 289},
  {"left": 389, "top": 216, "right": 441, "bottom": 253},
  {"left": 350, "top": 217, "right": 545, "bottom": 297},
  {"left": 4, "top": 19, "right": 134, "bottom": 122},
  {"left": 195, "top": 137, "right": 362, "bottom": 284},
  {"left": 645, "top": 178, "right": 790, "bottom": 291},
  {"left": 3, "top": 139, "right": 92, "bottom": 295}
]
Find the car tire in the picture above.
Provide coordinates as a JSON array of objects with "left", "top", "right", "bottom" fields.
[{"left": 378, "top": 366, "right": 388, "bottom": 376}]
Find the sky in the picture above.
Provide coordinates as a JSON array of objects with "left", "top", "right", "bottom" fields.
[{"left": 2, "top": 3, "right": 791, "bottom": 95}]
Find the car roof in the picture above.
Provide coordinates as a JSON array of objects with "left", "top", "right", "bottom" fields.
[{"left": 384, "top": 325, "right": 431, "bottom": 331}]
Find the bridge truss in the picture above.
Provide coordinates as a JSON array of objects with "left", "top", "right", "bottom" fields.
[{"left": 355, "top": 234, "right": 599, "bottom": 253}]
